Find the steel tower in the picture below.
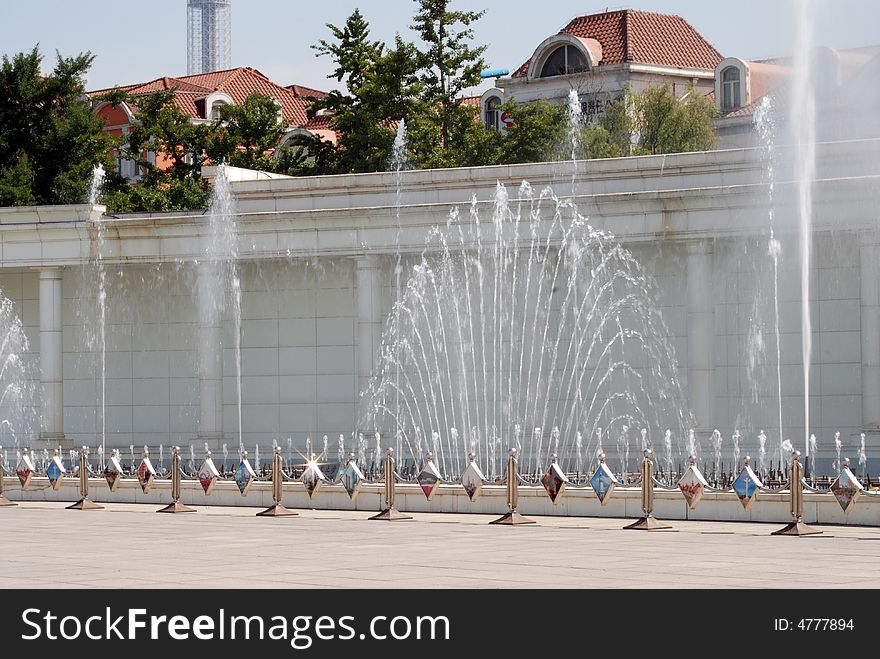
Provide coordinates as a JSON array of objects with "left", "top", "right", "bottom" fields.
[{"left": 187, "top": 0, "right": 232, "bottom": 75}]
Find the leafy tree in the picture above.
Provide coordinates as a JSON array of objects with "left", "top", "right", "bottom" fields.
[
  {"left": 619, "top": 84, "right": 717, "bottom": 156},
  {"left": 295, "top": 10, "right": 419, "bottom": 175},
  {"left": 274, "top": 132, "right": 338, "bottom": 177},
  {"left": 101, "top": 175, "right": 208, "bottom": 214},
  {"left": 207, "top": 93, "right": 286, "bottom": 171},
  {"left": 0, "top": 47, "right": 116, "bottom": 206},
  {"left": 408, "top": 0, "right": 487, "bottom": 167},
  {"left": 498, "top": 99, "right": 568, "bottom": 164},
  {"left": 120, "top": 88, "right": 211, "bottom": 184},
  {"left": 592, "top": 92, "right": 635, "bottom": 158},
  {"left": 96, "top": 88, "right": 211, "bottom": 213}
]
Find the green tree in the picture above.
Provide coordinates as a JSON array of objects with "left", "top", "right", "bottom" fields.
[
  {"left": 592, "top": 92, "right": 635, "bottom": 158},
  {"left": 122, "top": 88, "right": 210, "bottom": 183},
  {"left": 207, "top": 93, "right": 286, "bottom": 171},
  {"left": 0, "top": 47, "right": 116, "bottom": 206},
  {"left": 408, "top": 0, "right": 487, "bottom": 167},
  {"left": 98, "top": 88, "right": 211, "bottom": 213},
  {"left": 630, "top": 84, "right": 717, "bottom": 155},
  {"left": 293, "top": 10, "right": 418, "bottom": 175},
  {"left": 498, "top": 99, "right": 568, "bottom": 164}
]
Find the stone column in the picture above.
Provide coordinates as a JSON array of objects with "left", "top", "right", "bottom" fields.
[
  {"left": 197, "top": 265, "right": 224, "bottom": 442},
  {"left": 861, "top": 237, "right": 880, "bottom": 435},
  {"left": 356, "top": 255, "right": 384, "bottom": 394},
  {"left": 39, "top": 268, "right": 68, "bottom": 445},
  {"left": 686, "top": 240, "right": 715, "bottom": 432}
]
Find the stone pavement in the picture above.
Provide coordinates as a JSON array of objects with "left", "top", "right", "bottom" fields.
[{"left": 2, "top": 502, "right": 879, "bottom": 589}]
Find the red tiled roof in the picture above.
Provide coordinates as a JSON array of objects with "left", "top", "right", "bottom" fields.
[
  {"left": 513, "top": 9, "right": 722, "bottom": 77},
  {"left": 89, "top": 67, "right": 326, "bottom": 127},
  {"left": 304, "top": 113, "right": 334, "bottom": 130},
  {"left": 460, "top": 95, "right": 481, "bottom": 106},
  {"left": 288, "top": 84, "right": 329, "bottom": 100}
]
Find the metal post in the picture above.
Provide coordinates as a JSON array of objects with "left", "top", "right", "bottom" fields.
[
  {"left": 157, "top": 446, "right": 196, "bottom": 513},
  {"left": 0, "top": 446, "right": 15, "bottom": 507},
  {"left": 257, "top": 446, "right": 297, "bottom": 517},
  {"left": 490, "top": 448, "right": 535, "bottom": 525},
  {"left": 369, "top": 447, "right": 411, "bottom": 520},
  {"left": 67, "top": 446, "right": 103, "bottom": 510},
  {"left": 772, "top": 450, "right": 822, "bottom": 536},
  {"left": 624, "top": 448, "right": 672, "bottom": 530}
]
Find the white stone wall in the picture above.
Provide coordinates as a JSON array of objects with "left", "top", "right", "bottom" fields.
[{"left": 0, "top": 235, "right": 867, "bottom": 473}]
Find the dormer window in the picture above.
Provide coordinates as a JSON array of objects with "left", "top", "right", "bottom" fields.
[
  {"left": 210, "top": 100, "right": 228, "bottom": 121},
  {"left": 721, "top": 66, "right": 741, "bottom": 110},
  {"left": 485, "top": 96, "right": 502, "bottom": 131},
  {"left": 480, "top": 89, "right": 508, "bottom": 134},
  {"left": 540, "top": 45, "right": 590, "bottom": 78},
  {"left": 205, "top": 92, "right": 235, "bottom": 121}
]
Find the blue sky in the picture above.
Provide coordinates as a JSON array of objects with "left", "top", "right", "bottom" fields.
[{"left": 2, "top": 1, "right": 879, "bottom": 93}]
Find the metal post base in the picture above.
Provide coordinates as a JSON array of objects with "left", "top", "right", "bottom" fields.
[
  {"left": 157, "top": 501, "right": 196, "bottom": 514},
  {"left": 256, "top": 504, "right": 298, "bottom": 517},
  {"left": 67, "top": 497, "right": 103, "bottom": 510},
  {"left": 369, "top": 507, "right": 412, "bottom": 521},
  {"left": 771, "top": 521, "right": 823, "bottom": 536},
  {"left": 623, "top": 515, "right": 672, "bottom": 531},
  {"left": 0, "top": 495, "right": 17, "bottom": 507},
  {"left": 489, "top": 510, "right": 536, "bottom": 525}
]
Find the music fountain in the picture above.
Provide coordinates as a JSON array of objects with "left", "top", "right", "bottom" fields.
[{"left": 2, "top": 2, "right": 880, "bottom": 538}]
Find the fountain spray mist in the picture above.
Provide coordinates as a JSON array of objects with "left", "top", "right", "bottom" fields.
[
  {"left": 792, "top": 0, "right": 816, "bottom": 457},
  {"left": 201, "top": 165, "right": 243, "bottom": 450},
  {"left": 89, "top": 165, "right": 108, "bottom": 462}
]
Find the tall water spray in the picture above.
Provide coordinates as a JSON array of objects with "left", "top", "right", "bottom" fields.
[
  {"left": 88, "top": 164, "right": 106, "bottom": 206},
  {"left": 754, "top": 99, "right": 785, "bottom": 451},
  {"left": 389, "top": 120, "right": 410, "bottom": 456},
  {"left": 0, "top": 297, "right": 32, "bottom": 451},
  {"left": 566, "top": 89, "right": 584, "bottom": 192},
  {"left": 792, "top": 0, "right": 817, "bottom": 457},
  {"left": 89, "top": 165, "right": 108, "bottom": 461},
  {"left": 200, "top": 165, "right": 243, "bottom": 450},
  {"left": 361, "top": 182, "right": 691, "bottom": 479}
]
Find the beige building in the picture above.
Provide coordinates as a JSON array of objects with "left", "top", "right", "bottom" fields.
[{"left": 483, "top": 9, "right": 723, "bottom": 129}]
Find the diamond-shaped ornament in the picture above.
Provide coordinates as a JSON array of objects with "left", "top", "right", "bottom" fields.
[
  {"left": 198, "top": 455, "right": 220, "bottom": 495},
  {"left": 541, "top": 460, "right": 569, "bottom": 504},
  {"left": 830, "top": 466, "right": 863, "bottom": 515},
  {"left": 678, "top": 462, "right": 709, "bottom": 510},
  {"left": 461, "top": 458, "right": 486, "bottom": 502},
  {"left": 47, "top": 453, "right": 66, "bottom": 491},
  {"left": 732, "top": 463, "right": 763, "bottom": 511},
  {"left": 104, "top": 453, "right": 123, "bottom": 492},
  {"left": 136, "top": 456, "right": 156, "bottom": 494},
  {"left": 321, "top": 462, "right": 341, "bottom": 483},
  {"left": 590, "top": 461, "right": 618, "bottom": 506},
  {"left": 16, "top": 450, "right": 35, "bottom": 489},
  {"left": 302, "top": 459, "right": 325, "bottom": 499},
  {"left": 342, "top": 460, "right": 365, "bottom": 500},
  {"left": 235, "top": 456, "right": 256, "bottom": 496},
  {"left": 417, "top": 457, "right": 442, "bottom": 501}
]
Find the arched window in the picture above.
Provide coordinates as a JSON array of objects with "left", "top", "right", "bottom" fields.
[
  {"left": 485, "top": 96, "right": 502, "bottom": 131},
  {"left": 721, "top": 66, "right": 741, "bottom": 110},
  {"left": 210, "top": 100, "right": 228, "bottom": 121},
  {"left": 540, "top": 45, "right": 590, "bottom": 78}
]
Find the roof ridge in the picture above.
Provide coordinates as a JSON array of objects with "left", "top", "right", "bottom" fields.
[{"left": 179, "top": 65, "right": 243, "bottom": 80}]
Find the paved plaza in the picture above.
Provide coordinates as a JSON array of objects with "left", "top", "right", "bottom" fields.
[{"left": 2, "top": 502, "right": 879, "bottom": 589}]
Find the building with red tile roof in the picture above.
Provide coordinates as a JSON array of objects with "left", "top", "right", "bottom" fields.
[
  {"left": 90, "top": 67, "right": 327, "bottom": 178},
  {"left": 484, "top": 8, "right": 722, "bottom": 131}
]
